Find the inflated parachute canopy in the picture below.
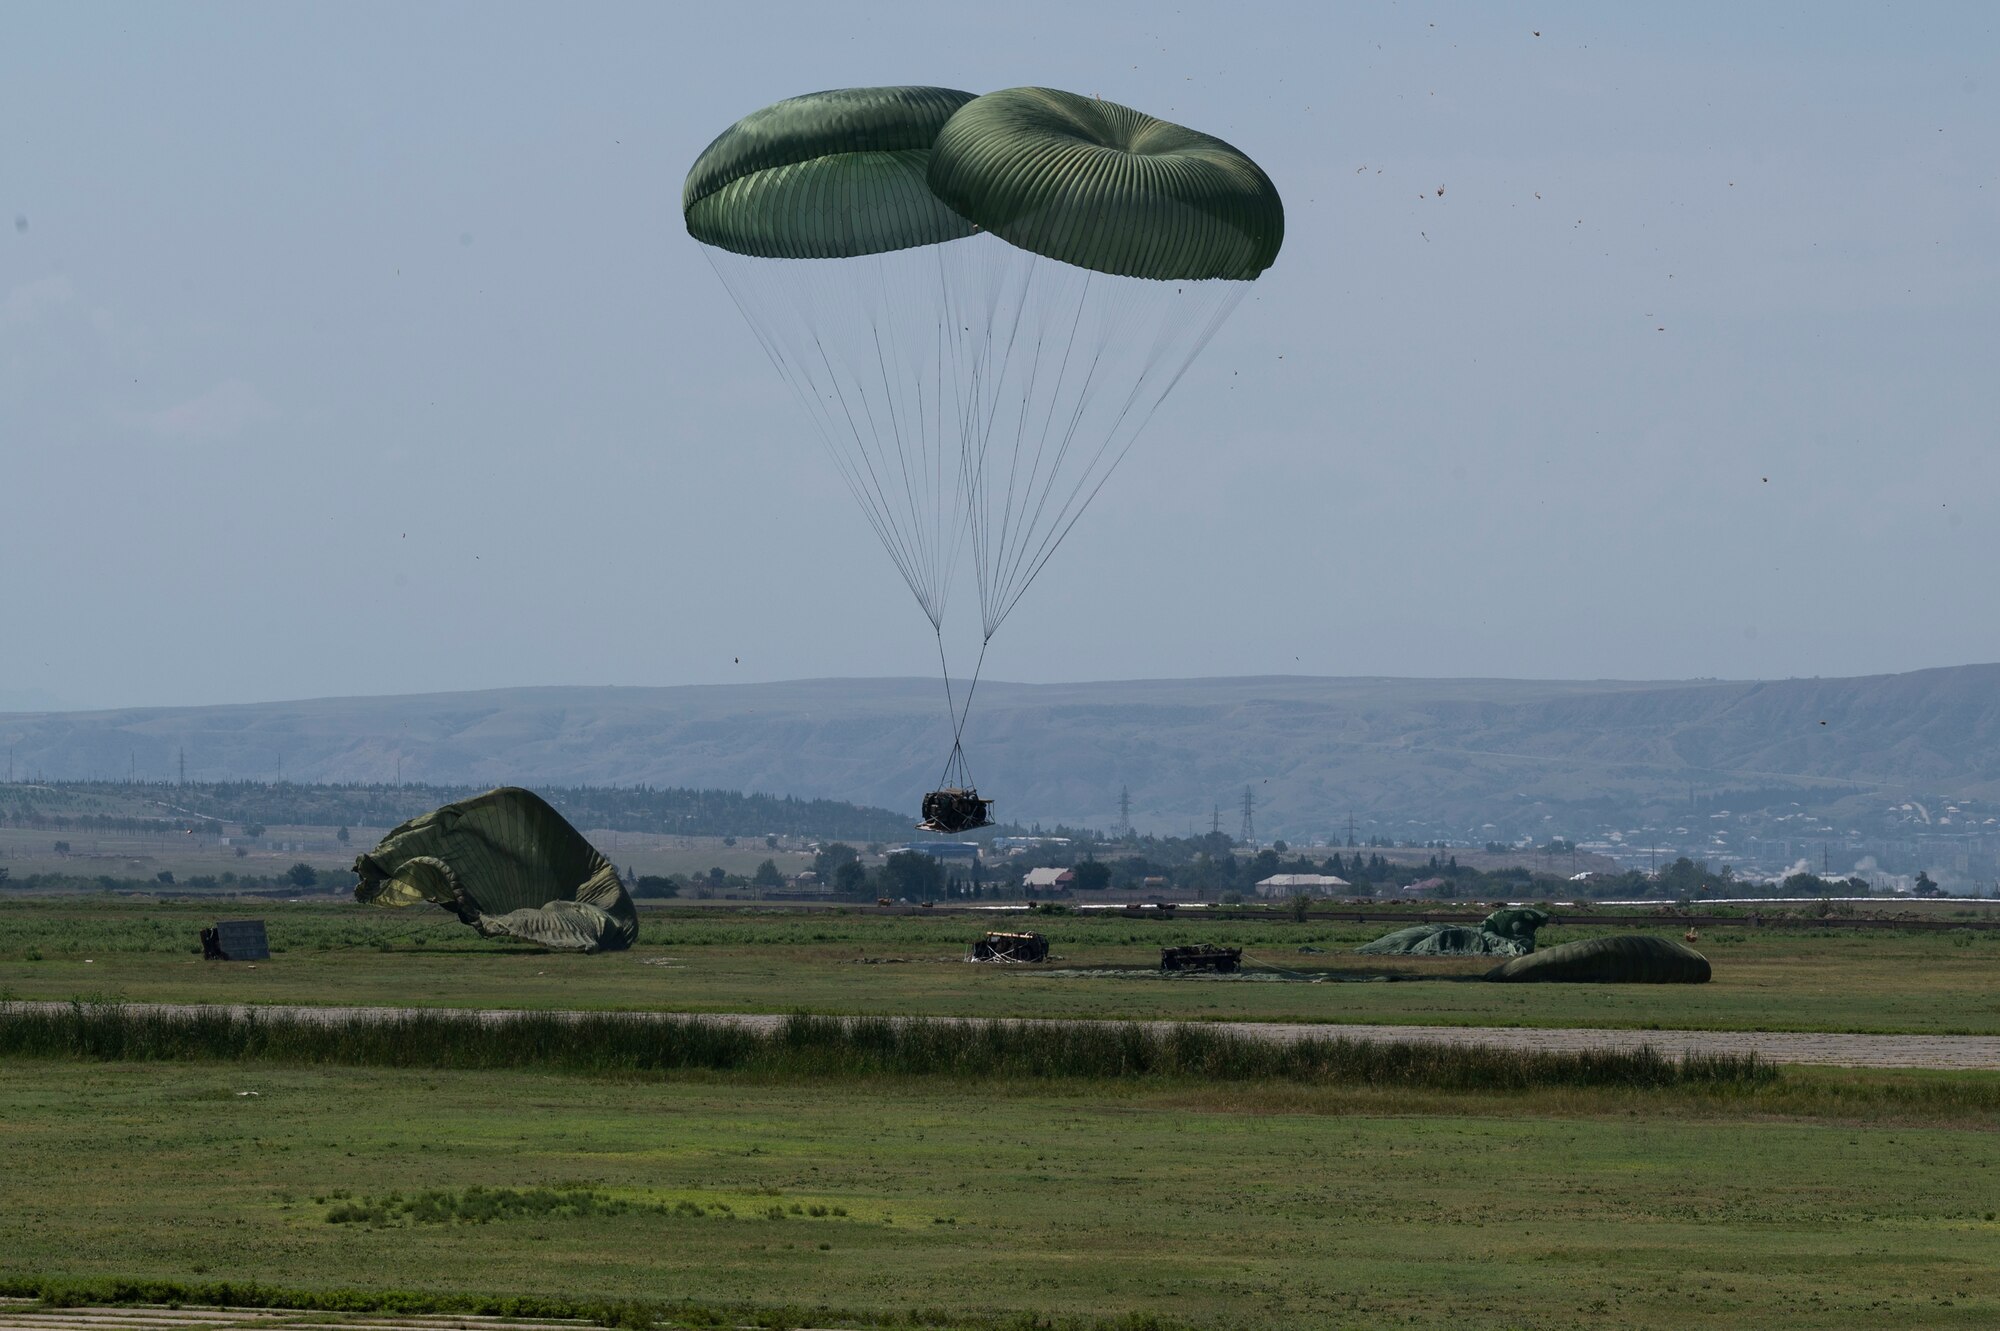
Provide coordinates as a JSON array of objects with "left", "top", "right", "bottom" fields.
[
  {"left": 353, "top": 787, "right": 637, "bottom": 953},
  {"left": 928, "top": 86, "right": 1283, "bottom": 280},
  {"left": 1485, "top": 934, "right": 1711, "bottom": 984},
  {"left": 683, "top": 85, "right": 978, "bottom": 258}
]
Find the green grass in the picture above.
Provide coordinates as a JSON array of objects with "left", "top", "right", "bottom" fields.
[
  {"left": 5, "top": 897, "right": 2000, "bottom": 1033},
  {"left": 1, "top": 1060, "right": 1996, "bottom": 1329},
  {"left": 0, "top": 1005, "right": 1776, "bottom": 1091}
]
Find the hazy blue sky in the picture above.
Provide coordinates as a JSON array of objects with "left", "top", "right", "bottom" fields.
[{"left": 4, "top": 1, "right": 1995, "bottom": 710}]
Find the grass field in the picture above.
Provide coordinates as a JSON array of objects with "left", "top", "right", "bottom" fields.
[
  {"left": 0, "top": 1057, "right": 1995, "bottom": 1330},
  {"left": 5, "top": 896, "right": 1999, "bottom": 1329},
  {"left": 4, "top": 898, "right": 2000, "bottom": 1034}
]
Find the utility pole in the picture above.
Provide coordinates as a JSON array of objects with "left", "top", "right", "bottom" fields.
[{"left": 1240, "top": 785, "right": 1255, "bottom": 846}]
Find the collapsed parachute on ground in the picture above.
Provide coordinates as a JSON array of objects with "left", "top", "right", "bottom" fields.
[
  {"left": 1356, "top": 907, "right": 1551, "bottom": 957},
  {"left": 686, "top": 84, "right": 1281, "bottom": 809},
  {"left": 1485, "top": 934, "right": 1711, "bottom": 984},
  {"left": 353, "top": 787, "right": 637, "bottom": 953}
]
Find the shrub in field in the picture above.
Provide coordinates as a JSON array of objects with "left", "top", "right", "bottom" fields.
[{"left": 0, "top": 1002, "right": 1778, "bottom": 1092}]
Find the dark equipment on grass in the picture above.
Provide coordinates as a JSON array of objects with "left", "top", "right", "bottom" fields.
[
  {"left": 920, "top": 787, "right": 993, "bottom": 833},
  {"left": 352, "top": 787, "right": 637, "bottom": 953},
  {"left": 967, "top": 930, "right": 1048, "bottom": 963},
  {"left": 1486, "top": 934, "right": 1711, "bottom": 984},
  {"left": 199, "top": 919, "right": 269, "bottom": 961},
  {"left": 1160, "top": 944, "right": 1241, "bottom": 973}
]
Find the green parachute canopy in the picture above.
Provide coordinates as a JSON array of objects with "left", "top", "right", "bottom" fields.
[
  {"left": 353, "top": 787, "right": 637, "bottom": 953},
  {"left": 1486, "top": 934, "right": 1711, "bottom": 984},
  {"left": 686, "top": 82, "right": 1280, "bottom": 802},
  {"left": 927, "top": 86, "right": 1284, "bottom": 280},
  {"left": 683, "top": 86, "right": 978, "bottom": 259}
]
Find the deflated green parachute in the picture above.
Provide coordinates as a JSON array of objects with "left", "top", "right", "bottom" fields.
[
  {"left": 1485, "top": 934, "right": 1711, "bottom": 984},
  {"left": 686, "top": 83, "right": 1280, "bottom": 796},
  {"left": 1356, "top": 908, "right": 1551, "bottom": 958},
  {"left": 353, "top": 787, "right": 637, "bottom": 953}
]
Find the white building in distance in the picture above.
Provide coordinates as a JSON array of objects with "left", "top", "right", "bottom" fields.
[{"left": 1255, "top": 873, "right": 1350, "bottom": 897}]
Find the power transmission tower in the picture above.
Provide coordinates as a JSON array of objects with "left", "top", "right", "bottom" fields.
[
  {"left": 178, "top": 748, "right": 185, "bottom": 787},
  {"left": 1118, "top": 785, "right": 1131, "bottom": 838},
  {"left": 1347, "top": 812, "right": 1356, "bottom": 848},
  {"left": 1211, "top": 804, "right": 1221, "bottom": 836},
  {"left": 1240, "top": 785, "right": 1255, "bottom": 845}
]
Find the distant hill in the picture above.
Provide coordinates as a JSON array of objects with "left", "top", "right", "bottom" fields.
[{"left": 4, "top": 666, "right": 1999, "bottom": 837}]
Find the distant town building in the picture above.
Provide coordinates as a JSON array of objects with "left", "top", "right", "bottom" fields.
[
  {"left": 992, "top": 835, "right": 1072, "bottom": 854},
  {"left": 1022, "top": 867, "right": 1075, "bottom": 892},
  {"left": 1255, "top": 873, "right": 1350, "bottom": 896},
  {"left": 891, "top": 841, "right": 982, "bottom": 865}
]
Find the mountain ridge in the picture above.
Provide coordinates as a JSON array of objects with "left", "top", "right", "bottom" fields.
[{"left": 4, "top": 666, "right": 1997, "bottom": 836}]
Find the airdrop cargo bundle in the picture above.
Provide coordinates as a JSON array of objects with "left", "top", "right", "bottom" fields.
[
  {"left": 1160, "top": 944, "right": 1242, "bottom": 973},
  {"left": 967, "top": 931, "right": 1048, "bottom": 963}
]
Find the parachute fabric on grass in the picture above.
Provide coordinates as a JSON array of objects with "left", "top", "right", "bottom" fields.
[
  {"left": 1482, "top": 907, "right": 1551, "bottom": 947},
  {"left": 1485, "top": 934, "right": 1711, "bottom": 984},
  {"left": 352, "top": 788, "right": 637, "bottom": 953},
  {"left": 1355, "top": 908, "right": 1550, "bottom": 957},
  {"left": 1356, "top": 924, "right": 1530, "bottom": 957}
]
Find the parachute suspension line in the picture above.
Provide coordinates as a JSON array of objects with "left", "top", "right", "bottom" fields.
[
  {"left": 986, "top": 267, "right": 1101, "bottom": 640},
  {"left": 933, "top": 623, "right": 969, "bottom": 789},
  {"left": 936, "top": 634, "right": 989, "bottom": 793},
  {"left": 704, "top": 247, "right": 959, "bottom": 632},
  {"left": 989, "top": 279, "right": 1250, "bottom": 631},
  {"left": 706, "top": 253, "right": 920, "bottom": 619},
  {"left": 706, "top": 239, "right": 1252, "bottom": 780}
]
